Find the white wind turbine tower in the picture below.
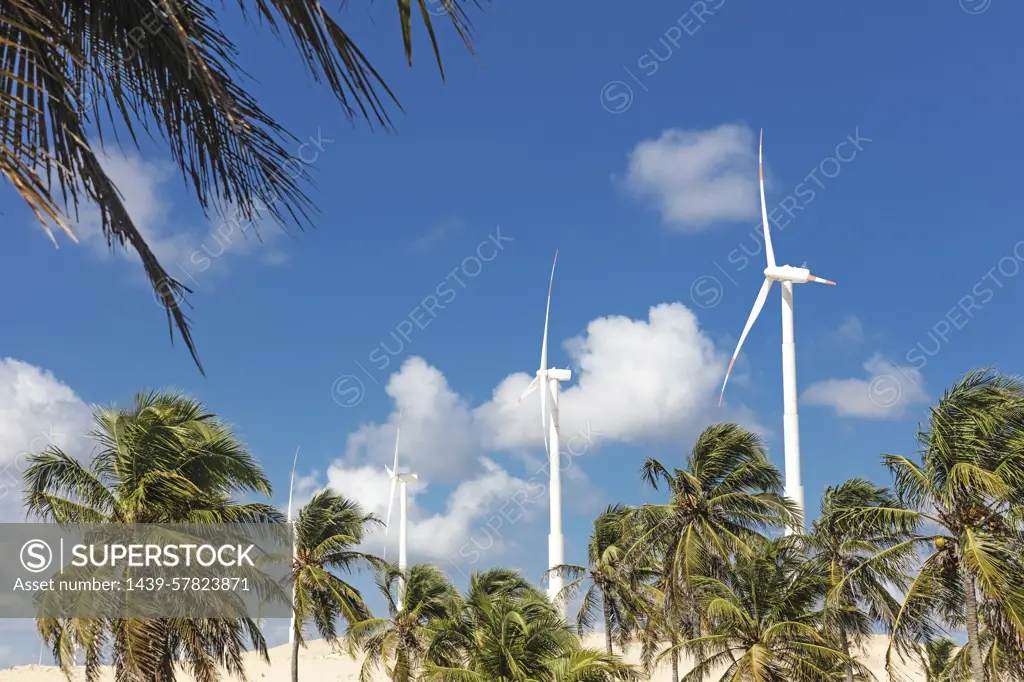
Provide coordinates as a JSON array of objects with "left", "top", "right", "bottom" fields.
[
  {"left": 719, "top": 130, "right": 836, "bottom": 534},
  {"left": 287, "top": 446, "right": 300, "bottom": 644},
  {"left": 516, "top": 251, "right": 572, "bottom": 618},
  {"left": 384, "top": 410, "right": 417, "bottom": 611}
]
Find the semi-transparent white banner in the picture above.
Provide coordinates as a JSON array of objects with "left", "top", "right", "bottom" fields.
[{"left": 0, "top": 523, "right": 293, "bottom": 618}]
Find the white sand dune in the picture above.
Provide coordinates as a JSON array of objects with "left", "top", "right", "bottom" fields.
[{"left": 0, "top": 634, "right": 924, "bottom": 682}]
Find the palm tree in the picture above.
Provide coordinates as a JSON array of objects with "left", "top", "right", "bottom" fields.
[
  {"left": 290, "top": 489, "right": 382, "bottom": 682},
  {"left": 1, "top": 0, "right": 483, "bottom": 370},
  {"left": 833, "top": 370, "right": 1024, "bottom": 682},
  {"left": 635, "top": 566, "right": 684, "bottom": 682},
  {"left": 347, "top": 563, "right": 460, "bottom": 682},
  {"left": 463, "top": 566, "right": 539, "bottom": 603},
  {"left": 422, "top": 572, "right": 639, "bottom": 682},
  {"left": 549, "top": 503, "right": 656, "bottom": 655},
  {"left": 668, "top": 537, "right": 852, "bottom": 682},
  {"left": 423, "top": 567, "right": 550, "bottom": 672},
  {"left": 922, "top": 637, "right": 955, "bottom": 682},
  {"left": 941, "top": 617, "right": 1024, "bottom": 682},
  {"left": 627, "top": 423, "right": 799, "bottom": 682},
  {"left": 809, "top": 478, "right": 911, "bottom": 682},
  {"left": 22, "top": 390, "right": 282, "bottom": 682}
]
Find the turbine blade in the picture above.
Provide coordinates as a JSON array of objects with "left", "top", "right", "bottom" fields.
[
  {"left": 383, "top": 475, "right": 396, "bottom": 560},
  {"left": 516, "top": 376, "right": 539, "bottom": 406},
  {"left": 540, "top": 375, "right": 549, "bottom": 463},
  {"left": 759, "top": 129, "right": 776, "bottom": 268},
  {"left": 720, "top": 277, "right": 774, "bottom": 405},
  {"left": 808, "top": 275, "right": 836, "bottom": 285},
  {"left": 540, "top": 250, "right": 558, "bottom": 371},
  {"left": 287, "top": 446, "right": 300, "bottom": 523},
  {"left": 392, "top": 409, "right": 402, "bottom": 474}
]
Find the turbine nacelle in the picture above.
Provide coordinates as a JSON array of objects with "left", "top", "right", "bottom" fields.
[
  {"left": 385, "top": 465, "right": 417, "bottom": 482},
  {"left": 765, "top": 265, "right": 809, "bottom": 282},
  {"left": 764, "top": 265, "right": 835, "bottom": 285},
  {"left": 544, "top": 368, "right": 572, "bottom": 382}
]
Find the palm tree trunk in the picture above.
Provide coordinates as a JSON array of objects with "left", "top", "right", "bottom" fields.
[
  {"left": 961, "top": 570, "right": 986, "bottom": 682},
  {"left": 689, "top": 602, "right": 702, "bottom": 667},
  {"left": 603, "top": 591, "right": 614, "bottom": 655},
  {"left": 670, "top": 635, "right": 679, "bottom": 682},
  {"left": 291, "top": 619, "right": 301, "bottom": 682},
  {"left": 839, "top": 623, "right": 855, "bottom": 682}
]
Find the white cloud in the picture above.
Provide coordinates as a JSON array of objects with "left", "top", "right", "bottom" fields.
[
  {"left": 802, "top": 355, "right": 929, "bottom": 419},
  {"left": 0, "top": 358, "right": 93, "bottom": 520},
  {"left": 316, "top": 302, "right": 763, "bottom": 565},
  {"left": 69, "top": 147, "right": 289, "bottom": 281},
  {"left": 341, "top": 357, "right": 481, "bottom": 483},
  {"left": 337, "top": 302, "right": 756, "bottom": 481},
  {"left": 623, "top": 123, "right": 758, "bottom": 231},
  {"left": 476, "top": 302, "right": 755, "bottom": 449},
  {"left": 831, "top": 315, "right": 864, "bottom": 344},
  {"left": 321, "top": 458, "right": 534, "bottom": 563}
]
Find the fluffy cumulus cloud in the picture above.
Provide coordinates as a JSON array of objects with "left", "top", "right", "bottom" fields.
[
  {"left": 69, "top": 147, "right": 289, "bottom": 282},
  {"left": 340, "top": 357, "right": 481, "bottom": 482},
  {"left": 476, "top": 302, "right": 742, "bottom": 450},
  {"left": 324, "top": 458, "right": 534, "bottom": 564},
  {"left": 0, "top": 358, "right": 93, "bottom": 520},
  {"left": 314, "top": 302, "right": 763, "bottom": 563},
  {"left": 623, "top": 123, "right": 759, "bottom": 231},
  {"left": 802, "top": 355, "right": 929, "bottom": 419},
  {"left": 317, "top": 360, "right": 535, "bottom": 563}
]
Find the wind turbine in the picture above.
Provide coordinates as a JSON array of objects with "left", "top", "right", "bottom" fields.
[
  {"left": 287, "top": 446, "right": 300, "bottom": 644},
  {"left": 384, "top": 410, "right": 417, "bottom": 611},
  {"left": 719, "top": 130, "right": 835, "bottom": 533},
  {"left": 516, "top": 251, "right": 572, "bottom": 618}
]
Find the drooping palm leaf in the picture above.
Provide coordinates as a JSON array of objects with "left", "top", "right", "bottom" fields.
[{"left": 0, "top": 0, "right": 486, "bottom": 371}]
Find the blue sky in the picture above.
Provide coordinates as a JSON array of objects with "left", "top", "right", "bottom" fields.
[{"left": 1, "top": 0, "right": 1021, "bottom": 662}]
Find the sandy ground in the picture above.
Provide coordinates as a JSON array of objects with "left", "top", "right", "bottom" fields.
[{"left": 0, "top": 634, "right": 924, "bottom": 682}]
